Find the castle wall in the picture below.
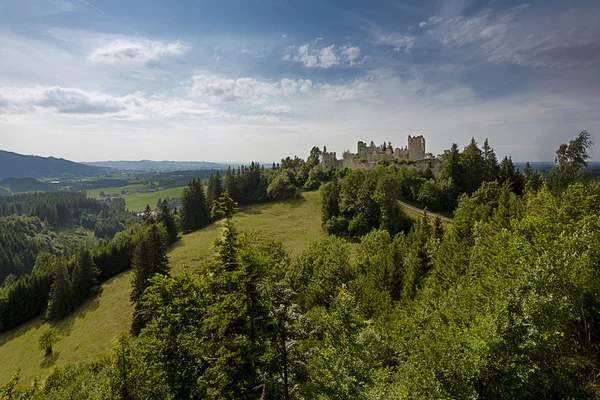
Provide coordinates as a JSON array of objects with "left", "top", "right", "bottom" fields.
[{"left": 321, "top": 135, "right": 438, "bottom": 175}]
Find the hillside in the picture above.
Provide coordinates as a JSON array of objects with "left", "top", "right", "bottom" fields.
[
  {"left": 84, "top": 160, "right": 234, "bottom": 172},
  {"left": 0, "top": 191, "right": 324, "bottom": 387},
  {"left": 0, "top": 177, "right": 58, "bottom": 193},
  {"left": 0, "top": 150, "right": 105, "bottom": 179}
]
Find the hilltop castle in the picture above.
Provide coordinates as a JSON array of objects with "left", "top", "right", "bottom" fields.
[{"left": 321, "top": 135, "right": 441, "bottom": 176}]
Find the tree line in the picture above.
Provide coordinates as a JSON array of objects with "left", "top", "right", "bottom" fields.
[{"left": 4, "top": 132, "right": 600, "bottom": 399}]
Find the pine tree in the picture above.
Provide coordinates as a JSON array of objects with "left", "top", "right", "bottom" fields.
[
  {"left": 71, "top": 250, "right": 99, "bottom": 304},
  {"left": 197, "top": 193, "right": 269, "bottom": 397},
  {"left": 179, "top": 179, "right": 210, "bottom": 233},
  {"left": 499, "top": 156, "right": 525, "bottom": 195},
  {"left": 459, "top": 138, "right": 485, "bottom": 194},
  {"left": 46, "top": 260, "right": 73, "bottom": 320},
  {"left": 482, "top": 138, "right": 500, "bottom": 181},
  {"left": 440, "top": 143, "right": 462, "bottom": 185},
  {"left": 157, "top": 200, "right": 178, "bottom": 244},
  {"left": 206, "top": 171, "right": 223, "bottom": 213},
  {"left": 142, "top": 204, "right": 154, "bottom": 224},
  {"left": 131, "top": 224, "right": 170, "bottom": 335}
]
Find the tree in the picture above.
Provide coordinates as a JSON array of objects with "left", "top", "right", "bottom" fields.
[
  {"left": 459, "top": 137, "right": 485, "bottom": 194},
  {"left": 440, "top": 143, "right": 462, "bottom": 185},
  {"left": 39, "top": 328, "right": 59, "bottom": 355},
  {"left": 197, "top": 193, "right": 270, "bottom": 397},
  {"left": 179, "top": 179, "right": 210, "bottom": 233},
  {"left": 548, "top": 130, "right": 593, "bottom": 195},
  {"left": 46, "top": 260, "right": 73, "bottom": 321},
  {"left": 206, "top": 171, "right": 223, "bottom": 212},
  {"left": 142, "top": 204, "right": 154, "bottom": 224},
  {"left": 130, "top": 224, "right": 170, "bottom": 335},
  {"left": 71, "top": 250, "right": 99, "bottom": 304},
  {"left": 268, "top": 170, "right": 298, "bottom": 200},
  {"left": 157, "top": 200, "right": 178, "bottom": 244},
  {"left": 482, "top": 138, "right": 500, "bottom": 181},
  {"left": 498, "top": 156, "right": 524, "bottom": 195}
]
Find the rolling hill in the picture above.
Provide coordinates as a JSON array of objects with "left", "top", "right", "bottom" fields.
[
  {"left": 0, "top": 150, "right": 106, "bottom": 179},
  {"left": 0, "top": 177, "right": 58, "bottom": 194},
  {"left": 0, "top": 191, "right": 325, "bottom": 387}
]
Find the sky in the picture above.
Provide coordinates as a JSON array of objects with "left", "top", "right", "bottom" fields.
[{"left": 0, "top": 0, "right": 599, "bottom": 162}]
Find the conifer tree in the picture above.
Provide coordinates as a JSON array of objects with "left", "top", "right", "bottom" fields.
[
  {"left": 459, "top": 138, "right": 485, "bottom": 194},
  {"left": 179, "top": 179, "right": 210, "bottom": 233},
  {"left": 482, "top": 138, "right": 500, "bottom": 181},
  {"left": 131, "top": 224, "right": 170, "bottom": 335},
  {"left": 206, "top": 171, "right": 223, "bottom": 213},
  {"left": 197, "top": 193, "right": 270, "bottom": 397},
  {"left": 142, "top": 204, "right": 154, "bottom": 224},
  {"left": 71, "top": 250, "right": 99, "bottom": 304},
  {"left": 46, "top": 260, "right": 73, "bottom": 320},
  {"left": 157, "top": 200, "right": 178, "bottom": 244}
]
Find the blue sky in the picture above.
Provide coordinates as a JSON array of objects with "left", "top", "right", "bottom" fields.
[{"left": 0, "top": 0, "right": 599, "bottom": 162}]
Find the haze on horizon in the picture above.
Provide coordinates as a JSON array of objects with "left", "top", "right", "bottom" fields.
[{"left": 0, "top": 0, "right": 599, "bottom": 163}]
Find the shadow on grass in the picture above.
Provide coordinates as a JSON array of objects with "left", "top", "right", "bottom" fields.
[
  {"left": 52, "top": 287, "right": 103, "bottom": 337},
  {"left": 0, "top": 318, "right": 44, "bottom": 346},
  {"left": 40, "top": 351, "right": 60, "bottom": 369}
]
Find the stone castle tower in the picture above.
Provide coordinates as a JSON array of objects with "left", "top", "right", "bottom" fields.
[{"left": 407, "top": 135, "right": 426, "bottom": 160}]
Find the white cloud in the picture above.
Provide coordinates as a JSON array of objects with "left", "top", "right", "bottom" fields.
[
  {"left": 426, "top": 4, "right": 600, "bottom": 68},
  {"left": 285, "top": 43, "right": 341, "bottom": 68},
  {"left": 89, "top": 39, "right": 188, "bottom": 65},
  {"left": 263, "top": 105, "right": 291, "bottom": 113},
  {"left": 376, "top": 34, "right": 416, "bottom": 52},
  {"left": 188, "top": 72, "right": 313, "bottom": 104},
  {"left": 318, "top": 79, "right": 378, "bottom": 102},
  {"left": 0, "top": 86, "right": 211, "bottom": 119},
  {"left": 341, "top": 46, "right": 362, "bottom": 65}
]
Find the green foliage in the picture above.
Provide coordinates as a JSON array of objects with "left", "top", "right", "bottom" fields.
[
  {"left": 130, "top": 223, "right": 170, "bottom": 335},
  {"left": 268, "top": 169, "right": 299, "bottom": 200},
  {"left": 71, "top": 250, "right": 99, "bottom": 304},
  {"left": 157, "top": 200, "right": 178, "bottom": 244},
  {"left": 38, "top": 328, "right": 59, "bottom": 356},
  {"left": 45, "top": 260, "right": 73, "bottom": 321},
  {"left": 321, "top": 168, "right": 409, "bottom": 238},
  {"left": 548, "top": 130, "right": 593, "bottom": 195},
  {"left": 179, "top": 178, "right": 210, "bottom": 233}
]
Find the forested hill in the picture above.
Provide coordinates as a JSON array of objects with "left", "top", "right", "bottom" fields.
[
  {"left": 83, "top": 160, "right": 233, "bottom": 172},
  {"left": 0, "top": 150, "right": 106, "bottom": 179},
  {"left": 0, "top": 177, "right": 58, "bottom": 193}
]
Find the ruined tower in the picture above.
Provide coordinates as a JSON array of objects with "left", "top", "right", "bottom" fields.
[{"left": 407, "top": 135, "right": 426, "bottom": 160}]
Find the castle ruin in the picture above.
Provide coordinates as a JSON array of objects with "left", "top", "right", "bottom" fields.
[{"left": 322, "top": 135, "right": 441, "bottom": 176}]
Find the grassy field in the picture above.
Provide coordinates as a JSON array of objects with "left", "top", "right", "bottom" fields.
[
  {"left": 0, "top": 191, "right": 324, "bottom": 387},
  {"left": 124, "top": 186, "right": 186, "bottom": 213},
  {"left": 86, "top": 185, "right": 187, "bottom": 213},
  {"left": 86, "top": 184, "right": 149, "bottom": 199}
]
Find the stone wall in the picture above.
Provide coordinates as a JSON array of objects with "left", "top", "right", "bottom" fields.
[{"left": 321, "top": 135, "right": 439, "bottom": 176}]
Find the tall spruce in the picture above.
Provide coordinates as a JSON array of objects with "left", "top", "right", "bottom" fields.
[
  {"left": 206, "top": 171, "right": 223, "bottom": 212},
  {"left": 482, "top": 138, "right": 500, "bottom": 181},
  {"left": 130, "top": 224, "right": 170, "bottom": 335},
  {"left": 71, "top": 250, "right": 99, "bottom": 304},
  {"left": 157, "top": 200, "right": 178, "bottom": 244},
  {"left": 179, "top": 178, "right": 210, "bottom": 233},
  {"left": 459, "top": 137, "right": 485, "bottom": 194},
  {"left": 46, "top": 260, "right": 73, "bottom": 320},
  {"left": 198, "top": 193, "right": 270, "bottom": 397}
]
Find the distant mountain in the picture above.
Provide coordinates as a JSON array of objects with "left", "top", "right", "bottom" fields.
[
  {"left": 0, "top": 150, "right": 106, "bottom": 179},
  {"left": 0, "top": 177, "right": 58, "bottom": 194},
  {"left": 84, "top": 160, "right": 237, "bottom": 172}
]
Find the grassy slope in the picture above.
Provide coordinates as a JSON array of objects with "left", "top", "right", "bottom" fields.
[{"left": 0, "top": 191, "right": 323, "bottom": 387}]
